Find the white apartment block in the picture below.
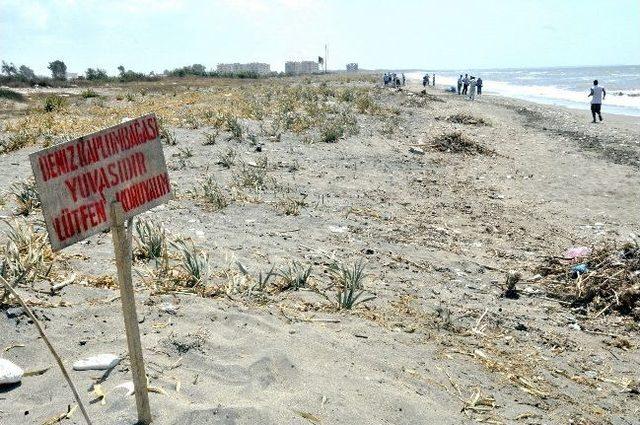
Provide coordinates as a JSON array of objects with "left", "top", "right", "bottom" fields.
[
  {"left": 285, "top": 61, "right": 319, "bottom": 75},
  {"left": 216, "top": 63, "right": 271, "bottom": 75}
]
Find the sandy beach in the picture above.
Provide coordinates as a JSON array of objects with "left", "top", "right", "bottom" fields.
[{"left": 1, "top": 75, "right": 639, "bottom": 424}]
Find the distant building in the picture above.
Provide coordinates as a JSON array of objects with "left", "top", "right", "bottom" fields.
[
  {"left": 285, "top": 61, "right": 319, "bottom": 75},
  {"left": 66, "top": 72, "right": 78, "bottom": 80},
  {"left": 346, "top": 63, "right": 358, "bottom": 72},
  {"left": 216, "top": 63, "right": 270, "bottom": 75}
]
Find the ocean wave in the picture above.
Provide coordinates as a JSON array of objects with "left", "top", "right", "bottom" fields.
[{"left": 405, "top": 72, "right": 640, "bottom": 116}]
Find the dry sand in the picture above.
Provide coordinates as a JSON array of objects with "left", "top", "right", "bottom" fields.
[{"left": 1, "top": 77, "right": 639, "bottom": 424}]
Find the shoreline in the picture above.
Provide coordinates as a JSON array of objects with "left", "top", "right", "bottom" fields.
[
  {"left": 404, "top": 71, "right": 640, "bottom": 117},
  {"left": 425, "top": 81, "right": 640, "bottom": 124}
]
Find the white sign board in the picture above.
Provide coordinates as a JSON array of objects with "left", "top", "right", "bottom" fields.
[{"left": 29, "top": 113, "right": 171, "bottom": 251}]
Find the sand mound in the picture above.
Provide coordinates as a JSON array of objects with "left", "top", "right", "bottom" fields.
[
  {"left": 440, "top": 113, "right": 490, "bottom": 126},
  {"left": 431, "top": 131, "right": 494, "bottom": 155}
]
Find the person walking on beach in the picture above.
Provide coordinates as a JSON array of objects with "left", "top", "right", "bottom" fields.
[
  {"left": 422, "top": 74, "right": 428, "bottom": 88},
  {"left": 432, "top": 73, "right": 435, "bottom": 86},
  {"left": 588, "top": 79, "right": 606, "bottom": 123},
  {"left": 468, "top": 77, "right": 477, "bottom": 100},
  {"left": 402, "top": 73, "right": 406, "bottom": 86},
  {"left": 462, "top": 74, "right": 469, "bottom": 95},
  {"left": 425, "top": 74, "right": 430, "bottom": 86},
  {"left": 476, "top": 77, "right": 483, "bottom": 96},
  {"left": 457, "top": 75, "right": 463, "bottom": 94}
]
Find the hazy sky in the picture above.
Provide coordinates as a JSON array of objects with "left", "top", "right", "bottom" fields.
[{"left": 1, "top": 0, "right": 638, "bottom": 76}]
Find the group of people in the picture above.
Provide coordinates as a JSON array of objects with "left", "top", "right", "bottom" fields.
[
  {"left": 457, "top": 74, "right": 483, "bottom": 100},
  {"left": 381, "top": 70, "right": 607, "bottom": 124},
  {"left": 383, "top": 72, "right": 405, "bottom": 87},
  {"left": 422, "top": 73, "right": 436, "bottom": 87}
]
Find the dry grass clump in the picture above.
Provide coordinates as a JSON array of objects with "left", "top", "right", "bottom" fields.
[
  {"left": 159, "top": 119, "right": 177, "bottom": 145},
  {"left": 187, "top": 176, "right": 229, "bottom": 210},
  {"left": 10, "top": 178, "right": 41, "bottom": 215},
  {"left": 441, "top": 113, "right": 490, "bottom": 126},
  {"left": 318, "top": 111, "right": 359, "bottom": 143},
  {"left": 232, "top": 158, "right": 269, "bottom": 189},
  {"left": 203, "top": 130, "right": 219, "bottom": 145},
  {"left": 432, "top": 131, "right": 494, "bottom": 155},
  {"left": 0, "top": 130, "right": 36, "bottom": 154},
  {"left": 418, "top": 90, "right": 445, "bottom": 103},
  {"left": 538, "top": 241, "right": 640, "bottom": 319},
  {"left": 401, "top": 95, "right": 429, "bottom": 108},
  {"left": 2, "top": 75, "right": 385, "bottom": 155},
  {"left": 0, "top": 220, "right": 55, "bottom": 302},
  {"left": 217, "top": 147, "right": 236, "bottom": 168},
  {"left": 201, "top": 177, "right": 228, "bottom": 210},
  {"left": 274, "top": 194, "right": 307, "bottom": 216}
]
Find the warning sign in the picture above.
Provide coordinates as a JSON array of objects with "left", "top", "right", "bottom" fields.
[{"left": 29, "top": 113, "right": 171, "bottom": 251}]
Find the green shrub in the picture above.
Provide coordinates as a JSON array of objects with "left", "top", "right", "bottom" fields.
[
  {"left": 319, "top": 123, "right": 343, "bottom": 143},
  {"left": 43, "top": 94, "right": 66, "bottom": 112},
  {"left": 278, "top": 261, "right": 312, "bottom": 290},
  {"left": 355, "top": 94, "right": 381, "bottom": 114},
  {"left": 201, "top": 177, "right": 228, "bottom": 210},
  {"left": 0, "top": 88, "right": 25, "bottom": 102},
  {"left": 81, "top": 89, "right": 99, "bottom": 98},
  {"left": 226, "top": 116, "right": 243, "bottom": 140},
  {"left": 203, "top": 130, "right": 218, "bottom": 146},
  {"left": 330, "top": 260, "right": 375, "bottom": 309},
  {"left": 171, "top": 239, "right": 209, "bottom": 286},
  {"left": 134, "top": 218, "right": 166, "bottom": 260}
]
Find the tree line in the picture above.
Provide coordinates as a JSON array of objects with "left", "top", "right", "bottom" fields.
[{"left": 1, "top": 60, "right": 267, "bottom": 87}]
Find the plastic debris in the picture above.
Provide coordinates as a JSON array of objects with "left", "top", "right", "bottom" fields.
[
  {"left": 112, "top": 381, "right": 135, "bottom": 397},
  {"left": 328, "top": 225, "right": 348, "bottom": 233},
  {"left": 571, "top": 263, "right": 589, "bottom": 278},
  {"left": 565, "top": 246, "right": 591, "bottom": 260},
  {"left": 160, "top": 303, "right": 178, "bottom": 315},
  {"left": 72, "top": 354, "right": 120, "bottom": 371}
]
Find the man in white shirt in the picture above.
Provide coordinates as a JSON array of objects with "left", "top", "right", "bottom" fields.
[{"left": 588, "top": 79, "right": 606, "bottom": 123}]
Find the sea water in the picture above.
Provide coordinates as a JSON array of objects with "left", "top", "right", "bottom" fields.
[{"left": 407, "top": 65, "right": 640, "bottom": 117}]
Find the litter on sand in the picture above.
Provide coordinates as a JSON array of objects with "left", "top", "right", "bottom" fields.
[{"left": 72, "top": 354, "right": 121, "bottom": 371}]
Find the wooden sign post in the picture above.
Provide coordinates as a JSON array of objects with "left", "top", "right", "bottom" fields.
[
  {"left": 29, "top": 114, "right": 172, "bottom": 424},
  {"left": 110, "top": 202, "right": 152, "bottom": 424}
]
